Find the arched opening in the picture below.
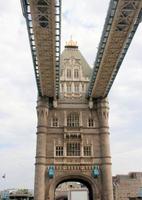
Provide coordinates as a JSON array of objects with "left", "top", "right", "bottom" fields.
[
  {"left": 50, "top": 175, "right": 96, "bottom": 200},
  {"left": 55, "top": 181, "right": 89, "bottom": 200}
]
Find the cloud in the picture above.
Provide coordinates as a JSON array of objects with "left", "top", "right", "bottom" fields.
[
  {"left": 0, "top": 0, "right": 37, "bottom": 190},
  {"left": 109, "top": 24, "right": 142, "bottom": 175}
]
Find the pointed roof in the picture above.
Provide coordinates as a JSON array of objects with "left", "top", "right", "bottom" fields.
[{"left": 60, "top": 40, "right": 92, "bottom": 78}]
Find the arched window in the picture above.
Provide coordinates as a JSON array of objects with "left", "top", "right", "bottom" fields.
[
  {"left": 67, "top": 69, "right": 71, "bottom": 78},
  {"left": 67, "top": 113, "right": 79, "bottom": 127},
  {"left": 52, "top": 117, "right": 58, "bottom": 127},
  {"left": 88, "top": 118, "right": 94, "bottom": 127},
  {"left": 74, "top": 69, "right": 79, "bottom": 78}
]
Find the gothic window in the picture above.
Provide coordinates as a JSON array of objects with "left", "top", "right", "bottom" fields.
[
  {"left": 67, "top": 143, "right": 80, "bottom": 156},
  {"left": 74, "top": 83, "right": 79, "bottom": 93},
  {"left": 56, "top": 146, "right": 63, "bottom": 156},
  {"left": 67, "top": 84, "right": 72, "bottom": 93},
  {"left": 74, "top": 69, "right": 79, "bottom": 78},
  {"left": 67, "top": 69, "right": 71, "bottom": 78},
  {"left": 88, "top": 118, "right": 94, "bottom": 127},
  {"left": 67, "top": 113, "right": 79, "bottom": 127},
  {"left": 52, "top": 117, "right": 58, "bottom": 127},
  {"left": 84, "top": 146, "right": 91, "bottom": 156}
]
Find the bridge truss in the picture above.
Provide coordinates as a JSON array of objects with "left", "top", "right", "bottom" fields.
[
  {"left": 21, "top": 0, "right": 142, "bottom": 100},
  {"left": 87, "top": 0, "right": 142, "bottom": 99},
  {"left": 21, "top": 0, "right": 61, "bottom": 98}
]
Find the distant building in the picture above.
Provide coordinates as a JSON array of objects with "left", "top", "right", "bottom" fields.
[
  {"left": 0, "top": 189, "right": 33, "bottom": 200},
  {"left": 56, "top": 182, "right": 88, "bottom": 200},
  {"left": 113, "top": 172, "right": 142, "bottom": 200},
  {"left": 55, "top": 177, "right": 142, "bottom": 200}
]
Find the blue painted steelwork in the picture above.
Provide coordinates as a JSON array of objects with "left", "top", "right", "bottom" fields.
[
  {"left": 87, "top": 0, "right": 142, "bottom": 98},
  {"left": 138, "top": 187, "right": 142, "bottom": 197},
  {"left": 1, "top": 191, "right": 9, "bottom": 200},
  {"left": 92, "top": 165, "right": 100, "bottom": 178},
  {"left": 48, "top": 165, "right": 55, "bottom": 178},
  {"left": 20, "top": 0, "right": 61, "bottom": 97}
]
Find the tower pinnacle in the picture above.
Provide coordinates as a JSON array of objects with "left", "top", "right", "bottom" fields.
[{"left": 65, "top": 37, "right": 78, "bottom": 48}]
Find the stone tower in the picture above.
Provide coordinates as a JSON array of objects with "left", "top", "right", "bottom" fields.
[{"left": 34, "top": 40, "right": 113, "bottom": 200}]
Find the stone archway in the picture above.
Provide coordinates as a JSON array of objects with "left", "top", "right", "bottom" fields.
[{"left": 46, "top": 174, "right": 100, "bottom": 200}]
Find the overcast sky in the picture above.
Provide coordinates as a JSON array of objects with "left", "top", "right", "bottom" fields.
[{"left": 0, "top": 0, "right": 142, "bottom": 190}]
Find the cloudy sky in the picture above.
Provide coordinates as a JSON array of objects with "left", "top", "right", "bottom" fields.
[{"left": 0, "top": 0, "right": 142, "bottom": 190}]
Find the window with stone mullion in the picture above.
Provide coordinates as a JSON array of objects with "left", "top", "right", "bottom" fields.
[
  {"left": 52, "top": 117, "right": 58, "bottom": 127},
  {"left": 84, "top": 146, "right": 91, "bottom": 156},
  {"left": 67, "top": 113, "right": 79, "bottom": 127},
  {"left": 56, "top": 146, "right": 63, "bottom": 156},
  {"left": 74, "top": 69, "right": 79, "bottom": 78},
  {"left": 67, "top": 143, "right": 80, "bottom": 156},
  {"left": 88, "top": 118, "right": 94, "bottom": 127}
]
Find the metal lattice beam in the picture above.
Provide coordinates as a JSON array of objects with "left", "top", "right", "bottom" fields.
[
  {"left": 21, "top": 0, "right": 61, "bottom": 98},
  {"left": 87, "top": 0, "right": 142, "bottom": 99}
]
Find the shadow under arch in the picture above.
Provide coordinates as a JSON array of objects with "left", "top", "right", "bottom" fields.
[
  {"left": 56, "top": 195, "right": 67, "bottom": 200},
  {"left": 47, "top": 174, "right": 100, "bottom": 200}
]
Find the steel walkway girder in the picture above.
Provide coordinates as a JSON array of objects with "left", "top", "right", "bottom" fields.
[
  {"left": 21, "top": 0, "right": 61, "bottom": 98},
  {"left": 87, "top": 0, "right": 142, "bottom": 99}
]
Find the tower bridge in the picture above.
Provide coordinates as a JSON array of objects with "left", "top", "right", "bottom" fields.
[{"left": 20, "top": 0, "right": 142, "bottom": 200}]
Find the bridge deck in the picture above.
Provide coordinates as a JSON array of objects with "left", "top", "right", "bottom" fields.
[
  {"left": 87, "top": 0, "right": 142, "bottom": 99},
  {"left": 21, "top": 0, "right": 61, "bottom": 98}
]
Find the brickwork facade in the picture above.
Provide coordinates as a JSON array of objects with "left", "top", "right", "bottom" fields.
[{"left": 113, "top": 172, "right": 142, "bottom": 200}]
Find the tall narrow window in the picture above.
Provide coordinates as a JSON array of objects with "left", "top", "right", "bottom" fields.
[
  {"left": 67, "top": 143, "right": 80, "bottom": 156},
  {"left": 52, "top": 117, "right": 58, "bottom": 127},
  {"left": 84, "top": 146, "right": 91, "bottom": 156},
  {"left": 67, "top": 113, "right": 79, "bottom": 127},
  {"left": 88, "top": 118, "right": 94, "bottom": 127},
  {"left": 74, "top": 69, "right": 79, "bottom": 78},
  {"left": 56, "top": 146, "right": 63, "bottom": 156},
  {"left": 61, "top": 84, "right": 64, "bottom": 92},
  {"left": 74, "top": 83, "right": 79, "bottom": 93},
  {"left": 67, "top": 69, "right": 71, "bottom": 78},
  {"left": 82, "top": 84, "right": 85, "bottom": 92},
  {"left": 67, "top": 84, "right": 72, "bottom": 93}
]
